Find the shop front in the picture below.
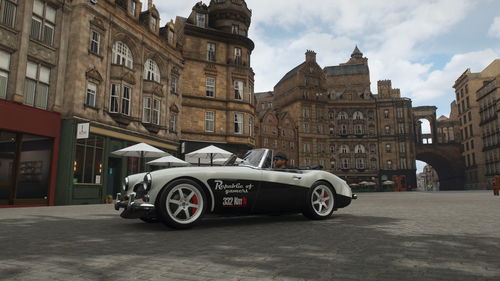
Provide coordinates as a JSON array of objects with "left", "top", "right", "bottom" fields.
[
  {"left": 55, "top": 119, "right": 178, "bottom": 205},
  {"left": 0, "top": 100, "right": 60, "bottom": 207}
]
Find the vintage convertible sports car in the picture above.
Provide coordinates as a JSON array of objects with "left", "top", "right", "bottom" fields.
[{"left": 115, "top": 148, "right": 357, "bottom": 229}]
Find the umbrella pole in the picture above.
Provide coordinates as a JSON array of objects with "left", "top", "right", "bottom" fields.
[
  {"left": 141, "top": 151, "right": 144, "bottom": 172},
  {"left": 210, "top": 153, "right": 213, "bottom": 166}
]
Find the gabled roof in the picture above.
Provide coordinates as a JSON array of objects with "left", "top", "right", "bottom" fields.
[{"left": 276, "top": 62, "right": 305, "bottom": 86}]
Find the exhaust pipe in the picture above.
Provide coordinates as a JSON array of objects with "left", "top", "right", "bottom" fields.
[{"left": 352, "top": 193, "right": 358, "bottom": 200}]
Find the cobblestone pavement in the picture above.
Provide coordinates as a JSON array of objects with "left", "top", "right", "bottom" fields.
[{"left": 1, "top": 191, "right": 499, "bottom": 281}]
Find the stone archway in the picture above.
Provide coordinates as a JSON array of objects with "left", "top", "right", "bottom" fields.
[{"left": 416, "top": 144, "right": 465, "bottom": 190}]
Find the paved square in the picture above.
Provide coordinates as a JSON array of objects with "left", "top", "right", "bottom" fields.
[{"left": 1, "top": 191, "right": 499, "bottom": 280}]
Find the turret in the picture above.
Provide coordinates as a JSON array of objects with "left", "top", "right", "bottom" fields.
[{"left": 208, "top": 0, "right": 252, "bottom": 36}]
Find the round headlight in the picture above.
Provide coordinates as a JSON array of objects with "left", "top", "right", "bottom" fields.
[
  {"left": 122, "top": 177, "right": 129, "bottom": 192},
  {"left": 144, "top": 173, "right": 152, "bottom": 191}
]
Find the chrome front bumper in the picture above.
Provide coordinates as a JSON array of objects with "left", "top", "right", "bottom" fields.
[{"left": 115, "top": 192, "right": 155, "bottom": 219}]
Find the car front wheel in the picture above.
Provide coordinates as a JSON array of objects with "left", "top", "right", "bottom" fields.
[
  {"left": 303, "top": 181, "right": 336, "bottom": 220},
  {"left": 158, "top": 179, "right": 206, "bottom": 229}
]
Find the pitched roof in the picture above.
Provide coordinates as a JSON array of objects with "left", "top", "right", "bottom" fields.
[
  {"left": 276, "top": 62, "right": 305, "bottom": 86},
  {"left": 324, "top": 64, "right": 369, "bottom": 76}
]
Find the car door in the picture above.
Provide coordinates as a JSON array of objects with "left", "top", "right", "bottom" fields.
[
  {"left": 206, "top": 166, "right": 262, "bottom": 214},
  {"left": 252, "top": 169, "right": 307, "bottom": 213}
]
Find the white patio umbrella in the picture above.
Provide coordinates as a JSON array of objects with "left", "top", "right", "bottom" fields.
[
  {"left": 185, "top": 145, "right": 233, "bottom": 166},
  {"left": 365, "top": 182, "right": 377, "bottom": 186},
  {"left": 359, "top": 181, "right": 369, "bottom": 185},
  {"left": 147, "top": 156, "right": 189, "bottom": 168},
  {"left": 383, "top": 180, "right": 395, "bottom": 185},
  {"left": 112, "top": 142, "right": 170, "bottom": 171}
]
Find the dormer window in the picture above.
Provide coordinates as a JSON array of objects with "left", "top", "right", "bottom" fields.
[
  {"left": 150, "top": 16, "right": 157, "bottom": 31},
  {"left": 196, "top": 13, "right": 206, "bottom": 28},
  {"left": 168, "top": 29, "right": 174, "bottom": 44}
]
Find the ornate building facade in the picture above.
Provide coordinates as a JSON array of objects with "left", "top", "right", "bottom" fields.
[
  {"left": 1, "top": 0, "right": 185, "bottom": 206},
  {"left": 176, "top": 0, "right": 256, "bottom": 156},
  {"left": 257, "top": 48, "right": 417, "bottom": 189},
  {"left": 453, "top": 60, "right": 500, "bottom": 189}
]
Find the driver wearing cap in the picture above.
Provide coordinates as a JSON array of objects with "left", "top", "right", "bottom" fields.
[{"left": 273, "top": 152, "right": 289, "bottom": 169}]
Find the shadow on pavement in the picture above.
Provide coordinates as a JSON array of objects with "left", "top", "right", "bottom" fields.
[{"left": 0, "top": 212, "right": 499, "bottom": 281}]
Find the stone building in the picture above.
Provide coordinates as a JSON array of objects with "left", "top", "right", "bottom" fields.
[
  {"left": 453, "top": 60, "right": 500, "bottom": 189},
  {"left": 435, "top": 102, "right": 460, "bottom": 144},
  {"left": 257, "top": 48, "right": 417, "bottom": 189},
  {"left": 0, "top": 0, "right": 185, "bottom": 206},
  {"left": 0, "top": 0, "right": 67, "bottom": 206},
  {"left": 176, "top": 0, "right": 256, "bottom": 157},
  {"left": 475, "top": 60, "right": 500, "bottom": 186}
]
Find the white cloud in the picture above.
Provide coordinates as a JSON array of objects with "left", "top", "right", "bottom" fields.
[{"left": 488, "top": 17, "right": 500, "bottom": 38}]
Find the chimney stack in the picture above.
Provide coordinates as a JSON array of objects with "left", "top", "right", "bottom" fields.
[
  {"left": 305, "top": 50, "right": 316, "bottom": 63},
  {"left": 148, "top": 0, "right": 153, "bottom": 9}
]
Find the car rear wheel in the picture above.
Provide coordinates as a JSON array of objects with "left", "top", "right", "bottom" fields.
[
  {"left": 303, "top": 181, "right": 335, "bottom": 220},
  {"left": 158, "top": 179, "right": 206, "bottom": 229}
]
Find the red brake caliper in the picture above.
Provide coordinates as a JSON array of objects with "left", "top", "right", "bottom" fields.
[
  {"left": 323, "top": 191, "right": 329, "bottom": 205},
  {"left": 190, "top": 195, "right": 198, "bottom": 215}
]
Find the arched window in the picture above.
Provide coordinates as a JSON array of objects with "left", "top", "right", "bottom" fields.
[
  {"left": 353, "top": 111, "right": 364, "bottom": 120},
  {"left": 144, "top": 59, "right": 160, "bottom": 82},
  {"left": 112, "top": 41, "right": 133, "bottom": 69},
  {"left": 355, "top": 144, "right": 366, "bottom": 153},
  {"left": 338, "top": 111, "right": 348, "bottom": 120},
  {"left": 340, "top": 145, "right": 349, "bottom": 153}
]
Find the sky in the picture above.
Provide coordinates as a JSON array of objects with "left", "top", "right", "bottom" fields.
[{"left": 154, "top": 0, "right": 500, "bottom": 172}]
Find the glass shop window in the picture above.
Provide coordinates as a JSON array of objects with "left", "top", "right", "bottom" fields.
[{"left": 73, "top": 135, "right": 104, "bottom": 184}]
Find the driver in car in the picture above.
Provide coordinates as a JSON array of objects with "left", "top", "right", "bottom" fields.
[{"left": 273, "top": 152, "right": 289, "bottom": 169}]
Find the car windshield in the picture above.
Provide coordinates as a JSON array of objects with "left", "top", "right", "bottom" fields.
[{"left": 240, "top": 149, "right": 267, "bottom": 168}]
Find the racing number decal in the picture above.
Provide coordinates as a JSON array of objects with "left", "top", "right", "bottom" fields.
[{"left": 208, "top": 179, "right": 256, "bottom": 212}]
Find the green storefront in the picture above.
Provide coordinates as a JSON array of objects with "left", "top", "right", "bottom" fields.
[{"left": 55, "top": 119, "right": 178, "bottom": 205}]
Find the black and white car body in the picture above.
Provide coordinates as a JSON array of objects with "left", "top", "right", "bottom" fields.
[{"left": 115, "top": 148, "right": 356, "bottom": 229}]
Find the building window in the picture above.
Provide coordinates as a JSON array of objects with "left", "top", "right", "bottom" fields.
[
  {"left": 168, "top": 29, "right": 174, "bottom": 44},
  {"left": 234, "top": 47, "right": 242, "bottom": 64},
  {"left": 263, "top": 138, "right": 268, "bottom": 146},
  {"left": 317, "top": 125, "right": 324, "bottom": 134},
  {"left": 303, "top": 108, "right": 310, "bottom": 118},
  {"left": 169, "top": 112, "right": 177, "bottom": 133},
  {"left": 329, "top": 127, "right": 334, "bottom": 135},
  {"left": 303, "top": 123, "right": 310, "bottom": 133},
  {"left": 355, "top": 145, "right": 365, "bottom": 154},
  {"left": 386, "top": 144, "right": 391, "bottom": 152},
  {"left": 207, "top": 43, "right": 216, "bottom": 62},
  {"left": 354, "top": 124, "right": 363, "bottom": 135},
  {"left": 400, "top": 158, "right": 407, "bottom": 169},
  {"left": 353, "top": 111, "right": 363, "bottom": 120},
  {"left": 304, "top": 143, "right": 312, "bottom": 153},
  {"left": 234, "top": 80, "right": 243, "bottom": 100},
  {"left": 143, "top": 97, "right": 160, "bottom": 125},
  {"left": 290, "top": 142, "right": 295, "bottom": 150},
  {"left": 330, "top": 145, "right": 335, "bottom": 153},
  {"left": 385, "top": 125, "right": 390, "bottom": 134},
  {"left": 340, "top": 124, "right": 348, "bottom": 135},
  {"left": 86, "top": 82, "right": 97, "bottom": 107},
  {"left": 399, "top": 142, "right": 406, "bottom": 153},
  {"left": 205, "top": 111, "right": 215, "bottom": 132},
  {"left": 31, "top": 0, "right": 55, "bottom": 45},
  {"left": 74, "top": 135, "right": 104, "bottom": 184},
  {"left": 340, "top": 145, "right": 349, "bottom": 154},
  {"left": 109, "top": 83, "right": 131, "bottom": 116},
  {"left": 144, "top": 59, "right": 160, "bottom": 82},
  {"left": 0, "top": 50, "right": 10, "bottom": 99},
  {"left": 0, "top": 0, "right": 16, "bottom": 28},
  {"left": 387, "top": 160, "right": 393, "bottom": 169},
  {"left": 24, "top": 61, "right": 50, "bottom": 109},
  {"left": 196, "top": 13, "right": 206, "bottom": 27},
  {"left": 397, "top": 108, "right": 403, "bottom": 119},
  {"left": 330, "top": 160, "right": 336, "bottom": 169},
  {"left": 249, "top": 116, "right": 254, "bottom": 137},
  {"left": 231, "top": 24, "right": 239, "bottom": 34},
  {"left": 370, "top": 144, "right": 376, "bottom": 153},
  {"left": 398, "top": 123, "right": 405, "bottom": 134},
  {"left": 234, "top": 113, "right": 243, "bottom": 134},
  {"left": 356, "top": 158, "right": 365, "bottom": 169},
  {"left": 341, "top": 158, "right": 349, "bottom": 169},
  {"left": 170, "top": 75, "right": 178, "bottom": 94},
  {"left": 150, "top": 16, "right": 157, "bottom": 31},
  {"left": 338, "top": 112, "right": 348, "bottom": 120},
  {"left": 384, "top": 109, "right": 389, "bottom": 118},
  {"left": 89, "top": 30, "right": 101, "bottom": 55},
  {"left": 128, "top": 0, "right": 136, "bottom": 15},
  {"left": 329, "top": 111, "right": 335, "bottom": 120},
  {"left": 371, "top": 159, "right": 377, "bottom": 169},
  {"left": 206, "top": 77, "right": 215, "bottom": 97},
  {"left": 112, "top": 41, "right": 134, "bottom": 69}
]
